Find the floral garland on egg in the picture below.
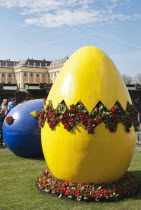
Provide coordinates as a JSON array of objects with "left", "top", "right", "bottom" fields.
[{"left": 31, "top": 100, "right": 139, "bottom": 134}]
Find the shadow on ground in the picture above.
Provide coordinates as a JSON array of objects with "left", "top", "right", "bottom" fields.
[
  {"left": 129, "top": 170, "right": 141, "bottom": 200},
  {"left": 0, "top": 144, "right": 7, "bottom": 149}
]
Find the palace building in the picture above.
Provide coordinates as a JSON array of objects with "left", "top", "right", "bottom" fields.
[
  {"left": 1, "top": 58, "right": 140, "bottom": 103},
  {"left": 0, "top": 57, "right": 68, "bottom": 102}
]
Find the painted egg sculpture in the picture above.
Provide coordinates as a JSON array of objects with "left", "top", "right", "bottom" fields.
[
  {"left": 41, "top": 46, "right": 137, "bottom": 184},
  {"left": 3, "top": 99, "right": 43, "bottom": 158}
]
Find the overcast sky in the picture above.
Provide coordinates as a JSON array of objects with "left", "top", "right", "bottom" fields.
[{"left": 0, "top": 0, "right": 141, "bottom": 76}]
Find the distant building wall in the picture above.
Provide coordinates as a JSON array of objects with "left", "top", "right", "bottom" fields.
[
  {"left": 0, "top": 57, "right": 68, "bottom": 92},
  {"left": 0, "top": 68, "right": 15, "bottom": 84}
]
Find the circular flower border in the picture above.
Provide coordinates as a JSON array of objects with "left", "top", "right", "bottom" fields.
[{"left": 36, "top": 169, "right": 139, "bottom": 202}]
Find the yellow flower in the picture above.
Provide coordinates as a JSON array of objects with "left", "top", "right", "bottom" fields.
[{"left": 30, "top": 110, "right": 39, "bottom": 118}]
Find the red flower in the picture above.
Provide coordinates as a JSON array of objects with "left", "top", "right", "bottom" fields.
[
  {"left": 48, "top": 184, "right": 53, "bottom": 189},
  {"left": 122, "top": 118, "right": 126, "bottom": 121},
  {"left": 63, "top": 181, "right": 69, "bottom": 186},
  {"left": 60, "top": 187, "right": 66, "bottom": 193},
  {"left": 68, "top": 118, "right": 75, "bottom": 123},
  {"left": 49, "top": 121, "right": 56, "bottom": 129},
  {"left": 40, "top": 182, "right": 46, "bottom": 188},
  {"left": 111, "top": 107, "right": 117, "bottom": 113},
  {"left": 95, "top": 118, "right": 102, "bottom": 124},
  {"left": 38, "top": 123, "right": 43, "bottom": 127},
  {"left": 83, "top": 190, "right": 91, "bottom": 197},
  {"left": 39, "top": 111, "right": 45, "bottom": 118},
  {"left": 123, "top": 186, "right": 128, "bottom": 192},
  {"left": 81, "top": 184, "right": 88, "bottom": 187},
  {"left": 88, "top": 119, "right": 93, "bottom": 123},
  {"left": 64, "top": 123, "right": 71, "bottom": 131},
  {"left": 117, "top": 190, "right": 122, "bottom": 195},
  {"left": 71, "top": 183, "right": 77, "bottom": 188},
  {"left": 6, "top": 116, "right": 14, "bottom": 125},
  {"left": 75, "top": 189, "right": 81, "bottom": 197},
  {"left": 65, "top": 189, "right": 72, "bottom": 195},
  {"left": 113, "top": 120, "right": 118, "bottom": 124},
  {"left": 87, "top": 125, "right": 94, "bottom": 134},
  {"left": 54, "top": 186, "right": 59, "bottom": 192},
  {"left": 109, "top": 125, "right": 115, "bottom": 132},
  {"left": 70, "top": 108, "right": 77, "bottom": 114},
  {"left": 63, "top": 111, "right": 69, "bottom": 118},
  {"left": 93, "top": 191, "right": 100, "bottom": 199},
  {"left": 57, "top": 180, "right": 63, "bottom": 185},
  {"left": 100, "top": 189, "right": 107, "bottom": 196},
  {"left": 110, "top": 114, "right": 115, "bottom": 120},
  {"left": 130, "top": 113, "right": 134, "bottom": 118}
]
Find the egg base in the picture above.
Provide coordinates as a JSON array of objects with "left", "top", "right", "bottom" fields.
[{"left": 36, "top": 169, "right": 139, "bottom": 202}]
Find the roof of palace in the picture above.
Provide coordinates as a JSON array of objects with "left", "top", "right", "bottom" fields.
[
  {"left": 0, "top": 57, "right": 69, "bottom": 69},
  {"left": 18, "top": 59, "right": 51, "bottom": 67},
  {"left": 49, "top": 57, "right": 68, "bottom": 67},
  {"left": 0, "top": 59, "right": 18, "bottom": 67}
]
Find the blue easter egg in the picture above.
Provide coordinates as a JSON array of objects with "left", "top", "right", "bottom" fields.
[{"left": 3, "top": 99, "right": 43, "bottom": 158}]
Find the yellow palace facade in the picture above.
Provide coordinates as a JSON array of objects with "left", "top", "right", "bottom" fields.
[{"left": 0, "top": 57, "right": 68, "bottom": 101}]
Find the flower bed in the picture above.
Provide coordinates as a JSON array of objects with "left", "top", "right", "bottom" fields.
[{"left": 36, "top": 169, "right": 139, "bottom": 202}]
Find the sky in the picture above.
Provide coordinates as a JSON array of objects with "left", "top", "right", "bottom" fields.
[{"left": 0, "top": 0, "right": 141, "bottom": 76}]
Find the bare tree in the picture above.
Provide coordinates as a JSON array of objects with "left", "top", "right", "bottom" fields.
[
  {"left": 133, "top": 73, "right": 141, "bottom": 83},
  {"left": 122, "top": 74, "right": 132, "bottom": 84}
]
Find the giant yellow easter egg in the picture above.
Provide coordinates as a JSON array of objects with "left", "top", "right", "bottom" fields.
[{"left": 41, "top": 46, "right": 136, "bottom": 184}]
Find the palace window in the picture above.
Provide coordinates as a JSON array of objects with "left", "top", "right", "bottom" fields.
[
  {"left": 8, "top": 73, "right": 11, "bottom": 77},
  {"left": 24, "top": 72, "right": 27, "bottom": 76},
  {"left": 36, "top": 73, "right": 39, "bottom": 77},
  {"left": 30, "top": 73, "right": 33, "bottom": 76},
  {"left": 2, "top": 73, "right": 4, "bottom": 77}
]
